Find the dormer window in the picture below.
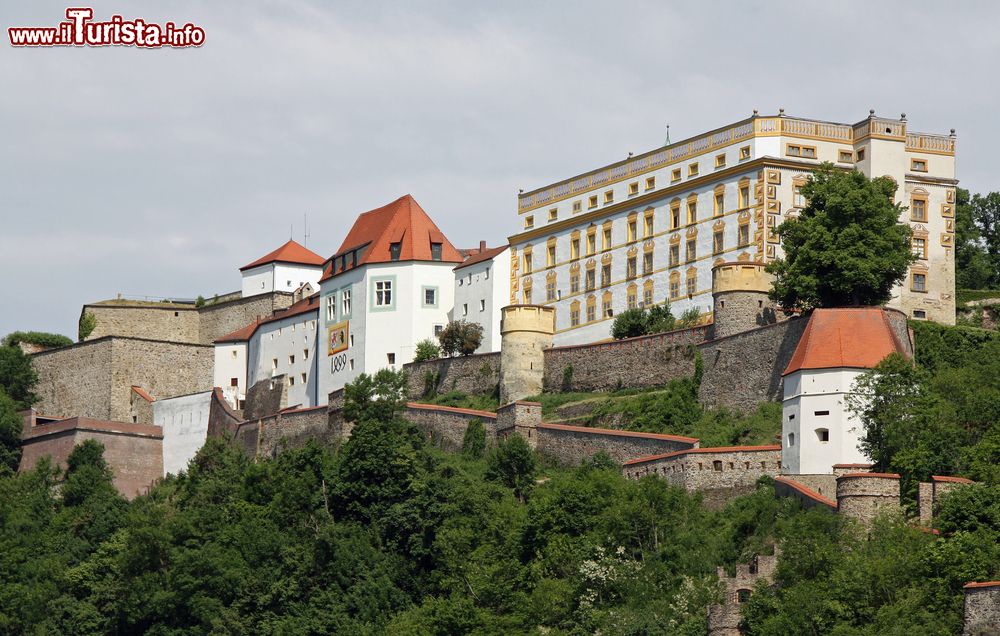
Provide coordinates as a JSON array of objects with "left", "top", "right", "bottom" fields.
[
  {"left": 389, "top": 242, "right": 402, "bottom": 261},
  {"left": 431, "top": 242, "right": 442, "bottom": 261}
]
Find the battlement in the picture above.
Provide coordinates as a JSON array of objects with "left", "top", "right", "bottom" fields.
[
  {"left": 708, "top": 551, "right": 779, "bottom": 635},
  {"left": 712, "top": 262, "right": 774, "bottom": 294},
  {"left": 500, "top": 304, "right": 556, "bottom": 335}
]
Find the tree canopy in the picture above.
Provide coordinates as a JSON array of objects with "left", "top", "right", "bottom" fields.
[
  {"left": 437, "top": 320, "right": 484, "bottom": 356},
  {"left": 767, "top": 164, "right": 915, "bottom": 310}
]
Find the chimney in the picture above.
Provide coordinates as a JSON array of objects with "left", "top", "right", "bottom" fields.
[{"left": 479, "top": 240, "right": 487, "bottom": 252}]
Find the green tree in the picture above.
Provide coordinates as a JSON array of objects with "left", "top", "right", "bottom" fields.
[
  {"left": 485, "top": 434, "right": 537, "bottom": 501},
  {"left": 78, "top": 311, "right": 97, "bottom": 341},
  {"left": 342, "top": 369, "right": 408, "bottom": 424},
  {"left": 610, "top": 304, "right": 677, "bottom": 339},
  {"left": 767, "top": 164, "right": 915, "bottom": 310},
  {"left": 413, "top": 338, "right": 441, "bottom": 362},
  {"left": 0, "top": 388, "right": 22, "bottom": 473},
  {"left": 0, "top": 345, "right": 37, "bottom": 409},
  {"left": 437, "top": 320, "right": 483, "bottom": 356},
  {"left": 1, "top": 331, "right": 73, "bottom": 349},
  {"left": 461, "top": 418, "right": 487, "bottom": 458},
  {"left": 954, "top": 188, "right": 996, "bottom": 289}
]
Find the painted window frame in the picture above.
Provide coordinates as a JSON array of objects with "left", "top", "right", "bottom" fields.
[
  {"left": 421, "top": 285, "right": 439, "bottom": 308},
  {"left": 370, "top": 275, "right": 397, "bottom": 312}
]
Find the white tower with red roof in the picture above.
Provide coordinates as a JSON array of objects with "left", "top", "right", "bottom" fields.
[{"left": 240, "top": 239, "right": 325, "bottom": 298}]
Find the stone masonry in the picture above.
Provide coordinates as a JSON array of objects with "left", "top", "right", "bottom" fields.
[
  {"left": 402, "top": 352, "right": 500, "bottom": 400},
  {"left": 963, "top": 582, "right": 1000, "bottom": 636},
  {"left": 835, "top": 473, "right": 902, "bottom": 526},
  {"left": 707, "top": 552, "right": 778, "bottom": 636}
]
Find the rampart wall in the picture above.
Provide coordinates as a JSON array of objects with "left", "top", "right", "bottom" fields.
[
  {"left": 773, "top": 476, "right": 838, "bottom": 511},
  {"left": 404, "top": 403, "right": 497, "bottom": 452},
  {"left": 963, "top": 582, "right": 1000, "bottom": 636},
  {"left": 836, "top": 473, "right": 902, "bottom": 525},
  {"left": 197, "top": 292, "right": 294, "bottom": 344},
  {"left": 536, "top": 422, "right": 698, "bottom": 466},
  {"left": 542, "top": 327, "right": 709, "bottom": 393},
  {"left": 32, "top": 338, "right": 113, "bottom": 419},
  {"left": 402, "top": 352, "right": 501, "bottom": 400},
  {"left": 84, "top": 304, "right": 199, "bottom": 343}
]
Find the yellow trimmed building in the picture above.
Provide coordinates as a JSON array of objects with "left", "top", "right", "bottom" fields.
[{"left": 509, "top": 110, "right": 957, "bottom": 345}]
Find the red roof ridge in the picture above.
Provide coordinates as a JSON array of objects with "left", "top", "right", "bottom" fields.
[
  {"left": 964, "top": 581, "right": 1000, "bottom": 589},
  {"left": 240, "top": 239, "right": 325, "bottom": 271},
  {"left": 454, "top": 245, "right": 509, "bottom": 270},
  {"left": 783, "top": 307, "right": 906, "bottom": 376},
  {"left": 130, "top": 386, "right": 155, "bottom": 402},
  {"left": 839, "top": 471, "right": 900, "bottom": 479},
  {"left": 623, "top": 444, "right": 780, "bottom": 466},
  {"left": 405, "top": 402, "right": 498, "bottom": 419},
  {"left": 931, "top": 475, "right": 974, "bottom": 484},
  {"left": 774, "top": 476, "right": 838, "bottom": 508},
  {"left": 538, "top": 421, "right": 700, "bottom": 443}
]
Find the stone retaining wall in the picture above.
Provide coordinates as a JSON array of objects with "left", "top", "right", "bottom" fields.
[
  {"left": 404, "top": 403, "right": 498, "bottom": 452},
  {"left": 835, "top": 473, "right": 901, "bottom": 525},
  {"left": 543, "top": 326, "right": 709, "bottom": 393},
  {"left": 402, "top": 352, "right": 501, "bottom": 399},
  {"left": 535, "top": 422, "right": 698, "bottom": 466},
  {"left": 623, "top": 446, "right": 781, "bottom": 495},
  {"left": 256, "top": 406, "right": 336, "bottom": 458},
  {"left": 773, "top": 476, "right": 838, "bottom": 511},
  {"left": 963, "top": 582, "right": 1000, "bottom": 636}
]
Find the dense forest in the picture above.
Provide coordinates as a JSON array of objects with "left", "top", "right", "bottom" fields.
[{"left": 0, "top": 349, "right": 998, "bottom": 635}]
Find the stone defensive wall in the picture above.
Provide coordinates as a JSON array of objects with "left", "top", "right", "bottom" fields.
[
  {"left": 918, "top": 475, "right": 975, "bottom": 525},
  {"left": 622, "top": 446, "right": 781, "bottom": 498},
  {"left": 404, "top": 403, "right": 498, "bottom": 452},
  {"left": 18, "top": 412, "right": 162, "bottom": 499},
  {"left": 697, "top": 317, "right": 808, "bottom": 412},
  {"left": 81, "top": 291, "right": 294, "bottom": 346},
  {"left": 773, "top": 476, "right": 838, "bottom": 511},
  {"left": 963, "top": 581, "right": 1000, "bottom": 636},
  {"left": 707, "top": 552, "right": 778, "bottom": 636},
  {"left": 835, "top": 472, "right": 902, "bottom": 524},
  {"left": 401, "top": 352, "right": 501, "bottom": 400},
  {"left": 31, "top": 337, "right": 213, "bottom": 423},
  {"left": 534, "top": 422, "right": 699, "bottom": 466},
  {"left": 542, "top": 326, "right": 710, "bottom": 393}
]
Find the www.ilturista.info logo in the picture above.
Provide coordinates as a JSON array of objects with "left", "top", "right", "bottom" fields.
[{"left": 9, "top": 8, "right": 205, "bottom": 48}]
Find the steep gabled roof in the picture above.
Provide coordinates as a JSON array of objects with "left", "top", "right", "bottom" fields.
[
  {"left": 783, "top": 307, "right": 907, "bottom": 376},
  {"left": 240, "top": 240, "right": 325, "bottom": 272},
  {"left": 321, "top": 195, "right": 463, "bottom": 281}
]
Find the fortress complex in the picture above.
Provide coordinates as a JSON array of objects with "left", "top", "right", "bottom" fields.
[{"left": 510, "top": 110, "right": 957, "bottom": 345}]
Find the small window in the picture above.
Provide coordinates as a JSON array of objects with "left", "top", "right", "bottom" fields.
[
  {"left": 739, "top": 145, "right": 751, "bottom": 161},
  {"left": 548, "top": 208, "right": 558, "bottom": 221},
  {"left": 645, "top": 176, "right": 656, "bottom": 190},
  {"left": 688, "top": 162, "right": 699, "bottom": 177},
  {"left": 434, "top": 324, "right": 444, "bottom": 336},
  {"left": 912, "top": 237, "right": 927, "bottom": 259},
  {"left": 289, "top": 355, "right": 295, "bottom": 365},
  {"left": 303, "top": 349, "right": 309, "bottom": 360},
  {"left": 230, "top": 378, "right": 238, "bottom": 387},
  {"left": 715, "top": 153, "right": 726, "bottom": 169},
  {"left": 462, "top": 303, "right": 468, "bottom": 316},
  {"left": 856, "top": 148, "right": 866, "bottom": 161},
  {"left": 387, "top": 353, "right": 396, "bottom": 365},
  {"left": 288, "top": 376, "right": 295, "bottom": 386},
  {"left": 788, "top": 433, "right": 795, "bottom": 447},
  {"left": 737, "top": 589, "right": 752, "bottom": 604},
  {"left": 713, "top": 460, "right": 723, "bottom": 472},
  {"left": 300, "top": 373, "right": 307, "bottom": 384},
  {"left": 604, "top": 190, "right": 614, "bottom": 204},
  {"left": 589, "top": 195, "right": 598, "bottom": 209},
  {"left": 788, "top": 413, "right": 795, "bottom": 420},
  {"left": 912, "top": 272, "right": 927, "bottom": 292},
  {"left": 572, "top": 200, "right": 582, "bottom": 213},
  {"left": 424, "top": 288, "right": 437, "bottom": 306},
  {"left": 838, "top": 150, "right": 854, "bottom": 163},
  {"left": 374, "top": 279, "right": 393, "bottom": 307},
  {"left": 814, "top": 410, "right": 830, "bottom": 416},
  {"left": 231, "top": 350, "right": 237, "bottom": 359},
  {"left": 271, "top": 358, "right": 278, "bottom": 371},
  {"left": 389, "top": 242, "right": 402, "bottom": 261},
  {"left": 738, "top": 223, "right": 750, "bottom": 247},
  {"left": 349, "top": 359, "right": 355, "bottom": 370},
  {"left": 913, "top": 309, "right": 927, "bottom": 319},
  {"left": 911, "top": 158, "right": 928, "bottom": 173},
  {"left": 816, "top": 428, "right": 830, "bottom": 442},
  {"left": 628, "top": 182, "right": 639, "bottom": 196},
  {"left": 431, "top": 243, "right": 442, "bottom": 261},
  {"left": 480, "top": 299, "right": 486, "bottom": 311},
  {"left": 524, "top": 216, "right": 534, "bottom": 229},
  {"left": 911, "top": 198, "right": 927, "bottom": 222},
  {"left": 671, "top": 168, "right": 682, "bottom": 182},
  {"left": 739, "top": 185, "right": 750, "bottom": 209}
]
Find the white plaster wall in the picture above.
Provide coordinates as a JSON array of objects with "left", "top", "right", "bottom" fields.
[
  {"left": 241, "top": 265, "right": 273, "bottom": 298},
  {"left": 782, "top": 368, "right": 870, "bottom": 475},
  {"left": 273, "top": 263, "right": 323, "bottom": 294},
  {"left": 318, "top": 267, "right": 365, "bottom": 400},
  {"left": 213, "top": 342, "right": 247, "bottom": 408},
  {"left": 454, "top": 248, "right": 510, "bottom": 353},
  {"left": 153, "top": 391, "right": 212, "bottom": 476},
  {"left": 247, "top": 310, "right": 319, "bottom": 408}
]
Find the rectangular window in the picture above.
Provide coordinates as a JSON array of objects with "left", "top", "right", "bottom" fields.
[
  {"left": 738, "top": 223, "right": 750, "bottom": 247},
  {"left": 643, "top": 285, "right": 653, "bottom": 305},
  {"left": 856, "top": 148, "right": 866, "bottom": 161},
  {"left": 572, "top": 200, "right": 582, "bottom": 213},
  {"left": 669, "top": 279, "right": 679, "bottom": 299},
  {"left": 586, "top": 269, "right": 595, "bottom": 291},
  {"left": 627, "top": 289, "right": 637, "bottom": 309},
  {"left": 671, "top": 203, "right": 681, "bottom": 229},
  {"left": 739, "top": 185, "right": 750, "bottom": 208},
  {"left": 304, "top": 349, "right": 309, "bottom": 360},
  {"left": 911, "top": 158, "right": 928, "bottom": 172},
  {"left": 571, "top": 272, "right": 580, "bottom": 293},
  {"left": 814, "top": 410, "right": 830, "bottom": 417},
  {"left": 524, "top": 215, "right": 534, "bottom": 229},
  {"left": 589, "top": 195, "right": 598, "bottom": 209},
  {"left": 389, "top": 242, "right": 402, "bottom": 261},
  {"left": 686, "top": 275, "right": 696, "bottom": 296},
  {"left": 793, "top": 185, "right": 805, "bottom": 208},
  {"left": 431, "top": 243, "right": 442, "bottom": 261},
  {"left": 714, "top": 191, "right": 724, "bottom": 216},
  {"left": 548, "top": 208, "right": 558, "bottom": 221},
  {"left": 604, "top": 190, "right": 614, "bottom": 204},
  {"left": 479, "top": 299, "right": 485, "bottom": 311},
  {"left": 523, "top": 250, "right": 533, "bottom": 274},
  {"left": 271, "top": 358, "right": 278, "bottom": 371},
  {"left": 715, "top": 153, "right": 726, "bottom": 169},
  {"left": 423, "top": 287, "right": 437, "bottom": 307},
  {"left": 687, "top": 200, "right": 697, "bottom": 224},
  {"left": 374, "top": 279, "right": 393, "bottom": 307},
  {"left": 230, "top": 377, "right": 238, "bottom": 386},
  {"left": 628, "top": 182, "right": 639, "bottom": 196},
  {"left": 644, "top": 213, "right": 654, "bottom": 237},
  {"left": 546, "top": 278, "right": 556, "bottom": 302},
  {"left": 586, "top": 304, "right": 596, "bottom": 322},
  {"left": 603, "top": 298, "right": 613, "bottom": 318},
  {"left": 288, "top": 376, "right": 295, "bottom": 386},
  {"left": 913, "top": 309, "right": 926, "bottom": 319},
  {"left": 601, "top": 264, "right": 611, "bottom": 287},
  {"left": 326, "top": 295, "right": 336, "bottom": 321},
  {"left": 911, "top": 198, "right": 927, "bottom": 222},
  {"left": 643, "top": 252, "right": 653, "bottom": 274},
  {"left": 645, "top": 176, "right": 655, "bottom": 190},
  {"left": 301, "top": 372, "right": 307, "bottom": 384},
  {"left": 628, "top": 220, "right": 637, "bottom": 242},
  {"left": 603, "top": 228, "right": 612, "bottom": 250},
  {"left": 571, "top": 308, "right": 580, "bottom": 326},
  {"left": 786, "top": 144, "right": 817, "bottom": 158},
  {"left": 587, "top": 233, "right": 596, "bottom": 255},
  {"left": 739, "top": 145, "right": 751, "bottom": 161},
  {"left": 912, "top": 272, "right": 927, "bottom": 292},
  {"left": 839, "top": 150, "right": 854, "bottom": 163},
  {"left": 669, "top": 244, "right": 679, "bottom": 267},
  {"left": 462, "top": 303, "right": 468, "bottom": 316},
  {"left": 289, "top": 355, "right": 295, "bottom": 365},
  {"left": 341, "top": 288, "right": 352, "bottom": 317},
  {"left": 913, "top": 237, "right": 927, "bottom": 259},
  {"left": 547, "top": 245, "right": 556, "bottom": 267},
  {"left": 689, "top": 163, "right": 699, "bottom": 177},
  {"left": 672, "top": 168, "right": 682, "bottom": 182},
  {"left": 686, "top": 239, "right": 696, "bottom": 262},
  {"left": 571, "top": 238, "right": 580, "bottom": 260},
  {"left": 627, "top": 256, "right": 637, "bottom": 279},
  {"left": 387, "top": 353, "right": 396, "bottom": 365},
  {"left": 714, "top": 229, "right": 724, "bottom": 254}
]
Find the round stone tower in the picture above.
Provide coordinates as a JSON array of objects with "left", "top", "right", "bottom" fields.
[
  {"left": 499, "top": 305, "right": 555, "bottom": 405},
  {"left": 711, "top": 262, "right": 778, "bottom": 339},
  {"left": 835, "top": 472, "right": 902, "bottom": 526}
]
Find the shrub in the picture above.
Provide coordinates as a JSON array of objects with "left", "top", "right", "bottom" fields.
[
  {"left": 78, "top": 311, "right": 97, "bottom": 341},
  {"left": 462, "top": 418, "right": 487, "bottom": 459},
  {"left": 438, "top": 320, "right": 484, "bottom": 356},
  {"left": 610, "top": 304, "right": 677, "bottom": 340},
  {"left": 1, "top": 331, "right": 73, "bottom": 349},
  {"left": 561, "top": 365, "right": 574, "bottom": 393},
  {"left": 414, "top": 339, "right": 441, "bottom": 362}
]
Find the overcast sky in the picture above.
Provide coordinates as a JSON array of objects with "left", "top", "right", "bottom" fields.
[{"left": 2, "top": 0, "right": 997, "bottom": 339}]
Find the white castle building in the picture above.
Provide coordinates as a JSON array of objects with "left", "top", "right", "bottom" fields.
[
  {"left": 452, "top": 243, "right": 510, "bottom": 353},
  {"left": 510, "top": 110, "right": 958, "bottom": 346}
]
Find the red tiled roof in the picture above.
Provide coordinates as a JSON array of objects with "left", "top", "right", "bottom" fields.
[
  {"left": 932, "top": 475, "right": 974, "bottom": 484},
  {"left": 454, "top": 245, "right": 508, "bottom": 271},
  {"left": 783, "top": 308, "right": 907, "bottom": 376},
  {"left": 240, "top": 239, "right": 325, "bottom": 272},
  {"left": 539, "top": 422, "right": 700, "bottom": 444},
  {"left": 839, "top": 472, "right": 900, "bottom": 479},
  {"left": 623, "top": 444, "right": 780, "bottom": 466},
  {"left": 406, "top": 402, "right": 498, "bottom": 419},
  {"left": 131, "top": 386, "right": 155, "bottom": 402},
  {"left": 964, "top": 581, "right": 1000, "bottom": 589},
  {"left": 321, "top": 195, "right": 463, "bottom": 281},
  {"left": 213, "top": 295, "right": 319, "bottom": 345}
]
